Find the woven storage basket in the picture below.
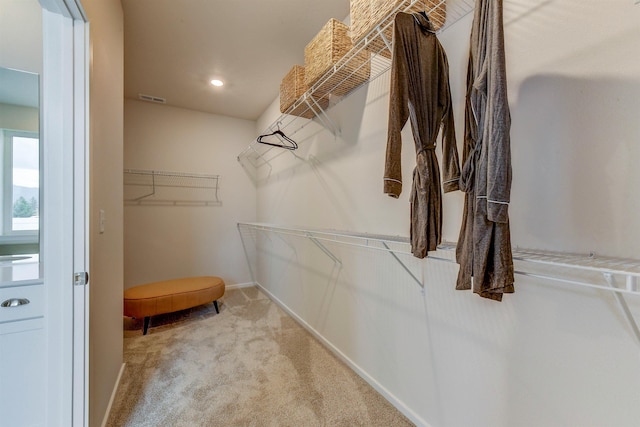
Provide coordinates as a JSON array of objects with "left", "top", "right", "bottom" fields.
[
  {"left": 280, "top": 65, "right": 329, "bottom": 119},
  {"left": 304, "top": 18, "right": 371, "bottom": 97},
  {"left": 350, "top": 0, "right": 447, "bottom": 58}
]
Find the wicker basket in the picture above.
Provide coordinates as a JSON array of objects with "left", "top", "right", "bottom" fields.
[
  {"left": 279, "top": 65, "right": 329, "bottom": 119},
  {"left": 304, "top": 18, "right": 371, "bottom": 97},
  {"left": 350, "top": 0, "right": 447, "bottom": 58}
]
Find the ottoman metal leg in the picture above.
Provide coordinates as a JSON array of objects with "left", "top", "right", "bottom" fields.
[
  {"left": 213, "top": 300, "right": 219, "bottom": 314},
  {"left": 143, "top": 316, "right": 150, "bottom": 335}
]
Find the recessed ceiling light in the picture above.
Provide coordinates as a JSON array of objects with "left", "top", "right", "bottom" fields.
[{"left": 210, "top": 79, "right": 224, "bottom": 87}]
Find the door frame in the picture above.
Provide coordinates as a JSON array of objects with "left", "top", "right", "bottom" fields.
[{"left": 39, "top": 0, "right": 89, "bottom": 425}]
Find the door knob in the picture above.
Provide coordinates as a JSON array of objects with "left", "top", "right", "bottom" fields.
[{"left": 1, "top": 298, "right": 30, "bottom": 307}]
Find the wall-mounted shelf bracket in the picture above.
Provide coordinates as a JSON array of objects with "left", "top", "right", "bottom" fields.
[
  {"left": 604, "top": 273, "right": 640, "bottom": 346},
  {"left": 373, "top": 25, "right": 393, "bottom": 53},
  {"left": 382, "top": 241, "right": 423, "bottom": 291},
  {"left": 306, "top": 233, "right": 343, "bottom": 266},
  {"left": 301, "top": 94, "right": 341, "bottom": 138}
]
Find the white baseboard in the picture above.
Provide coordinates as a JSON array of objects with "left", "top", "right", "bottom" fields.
[
  {"left": 255, "top": 283, "right": 432, "bottom": 427},
  {"left": 226, "top": 282, "right": 257, "bottom": 290},
  {"left": 101, "top": 362, "right": 126, "bottom": 427}
]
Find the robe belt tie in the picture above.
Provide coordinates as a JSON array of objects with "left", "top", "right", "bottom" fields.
[
  {"left": 416, "top": 144, "right": 437, "bottom": 155},
  {"left": 411, "top": 151, "right": 430, "bottom": 203},
  {"left": 459, "top": 139, "right": 481, "bottom": 193}
]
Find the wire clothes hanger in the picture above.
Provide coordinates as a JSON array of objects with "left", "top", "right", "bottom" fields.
[
  {"left": 414, "top": 10, "right": 436, "bottom": 33},
  {"left": 410, "top": 0, "right": 436, "bottom": 33},
  {"left": 256, "top": 122, "right": 298, "bottom": 151}
]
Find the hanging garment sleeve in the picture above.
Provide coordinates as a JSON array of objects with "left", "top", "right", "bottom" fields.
[
  {"left": 485, "top": 0, "right": 511, "bottom": 223},
  {"left": 384, "top": 14, "right": 411, "bottom": 199},
  {"left": 438, "top": 44, "right": 461, "bottom": 194}
]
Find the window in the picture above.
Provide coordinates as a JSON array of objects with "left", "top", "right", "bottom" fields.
[{"left": 1, "top": 129, "right": 39, "bottom": 242}]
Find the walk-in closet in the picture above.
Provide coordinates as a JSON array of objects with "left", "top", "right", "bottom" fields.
[{"left": 2, "top": 0, "right": 639, "bottom": 426}]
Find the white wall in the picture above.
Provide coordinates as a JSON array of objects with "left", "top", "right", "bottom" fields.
[
  {"left": 0, "top": 104, "right": 38, "bottom": 131},
  {"left": 123, "top": 100, "right": 256, "bottom": 288},
  {"left": 81, "top": 0, "right": 125, "bottom": 425},
  {"left": 252, "top": 1, "right": 640, "bottom": 426}
]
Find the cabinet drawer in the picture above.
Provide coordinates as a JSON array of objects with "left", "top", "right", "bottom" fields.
[{"left": 0, "top": 284, "right": 44, "bottom": 324}]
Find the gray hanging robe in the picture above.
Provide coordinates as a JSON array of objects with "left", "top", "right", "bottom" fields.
[
  {"left": 384, "top": 12, "right": 461, "bottom": 259},
  {"left": 456, "top": 0, "right": 514, "bottom": 301}
]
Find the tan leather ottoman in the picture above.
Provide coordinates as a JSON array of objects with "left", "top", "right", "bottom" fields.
[{"left": 124, "top": 276, "right": 225, "bottom": 334}]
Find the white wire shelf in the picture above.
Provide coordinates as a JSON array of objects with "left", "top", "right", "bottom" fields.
[
  {"left": 238, "top": 222, "right": 640, "bottom": 292},
  {"left": 237, "top": 0, "right": 476, "bottom": 174},
  {"left": 124, "top": 169, "right": 221, "bottom": 206},
  {"left": 238, "top": 222, "right": 640, "bottom": 345}
]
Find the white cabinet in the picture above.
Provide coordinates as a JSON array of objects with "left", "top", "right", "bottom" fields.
[
  {"left": 0, "top": 282, "right": 45, "bottom": 427},
  {"left": 0, "top": 283, "right": 44, "bottom": 323}
]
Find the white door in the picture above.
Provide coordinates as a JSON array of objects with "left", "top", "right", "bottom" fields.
[{"left": 0, "top": 0, "right": 89, "bottom": 426}]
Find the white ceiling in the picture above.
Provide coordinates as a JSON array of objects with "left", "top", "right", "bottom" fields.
[{"left": 123, "top": 0, "right": 350, "bottom": 121}]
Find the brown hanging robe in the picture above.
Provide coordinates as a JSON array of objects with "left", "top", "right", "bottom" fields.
[
  {"left": 384, "top": 12, "right": 461, "bottom": 259},
  {"left": 456, "top": 0, "right": 515, "bottom": 301}
]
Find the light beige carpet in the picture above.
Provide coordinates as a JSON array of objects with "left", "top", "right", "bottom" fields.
[{"left": 106, "top": 286, "right": 414, "bottom": 427}]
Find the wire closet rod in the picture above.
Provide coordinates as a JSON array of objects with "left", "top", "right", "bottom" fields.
[
  {"left": 238, "top": 222, "right": 640, "bottom": 346},
  {"left": 124, "top": 168, "right": 220, "bottom": 183},
  {"left": 237, "top": 222, "right": 640, "bottom": 295},
  {"left": 124, "top": 169, "right": 221, "bottom": 205}
]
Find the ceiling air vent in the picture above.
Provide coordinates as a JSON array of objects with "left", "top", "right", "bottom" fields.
[{"left": 138, "top": 93, "right": 166, "bottom": 104}]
